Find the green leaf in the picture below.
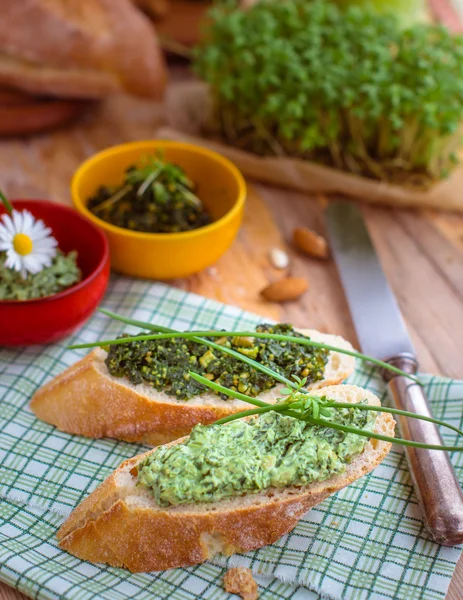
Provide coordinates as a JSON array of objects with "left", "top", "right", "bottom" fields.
[{"left": 280, "top": 387, "right": 293, "bottom": 395}]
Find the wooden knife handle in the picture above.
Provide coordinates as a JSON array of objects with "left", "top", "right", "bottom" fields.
[{"left": 385, "top": 354, "right": 463, "bottom": 545}]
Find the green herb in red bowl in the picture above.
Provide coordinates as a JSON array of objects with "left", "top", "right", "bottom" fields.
[{"left": 0, "top": 197, "right": 110, "bottom": 346}]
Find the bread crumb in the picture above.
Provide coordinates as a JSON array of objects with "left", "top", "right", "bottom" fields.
[{"left": 224, "top": 567, "right": 258, "bottom": 600}]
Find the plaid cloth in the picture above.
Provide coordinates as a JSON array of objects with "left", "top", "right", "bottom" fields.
[{"left": 1, "top": 277, "right": 462, "bottom": 600}]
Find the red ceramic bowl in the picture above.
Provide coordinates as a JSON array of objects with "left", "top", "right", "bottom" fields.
[{"left": 0, "top": 200, "right": 110, "bottom": 346}]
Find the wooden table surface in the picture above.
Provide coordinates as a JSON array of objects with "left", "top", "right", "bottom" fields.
[{"left": 1, "top": 68, "right": 463, "bottom": 600}]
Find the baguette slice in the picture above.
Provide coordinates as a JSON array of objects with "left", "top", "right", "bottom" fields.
[
  {"left": 57, "top": 384, "right": 395, "bottom": 572},
  {"left": 31, "top": 329, "right": 355, "bottom": 446}
]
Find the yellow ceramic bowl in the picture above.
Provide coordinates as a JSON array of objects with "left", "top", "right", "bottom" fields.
[{"left": 71, "top": 141, "right": 246, "bottom": 279}]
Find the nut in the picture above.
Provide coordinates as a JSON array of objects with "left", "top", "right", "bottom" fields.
[
  {"left": 260, "top": 277, "right": 308, "bottom": 302},
  {"left": 293, "top": 227, "right": 329, "bottom": 259},
  {"left": 268, "top": 247, "right": 289, "bottom": 270}
]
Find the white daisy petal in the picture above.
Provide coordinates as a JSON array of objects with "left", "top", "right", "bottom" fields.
[
  {"left": 32, "top": 239, "right": 58, "bottom": 252},
  {"left": 36, "top": 256, "right": 53, "bottom": 270},
  {"left": 23, "top": 255, "right": 43, "bottom": 274},
  {"left": 0, "top": 223, "right": 13, "bottom": 241},
  {"left": 30, "top": 230, "right": 55, "bottom": 247},
  {"left": 5, "top": 250, "right": 21, "bottom": 272},
  {"left": 0, "top": 241, "right": 13, "bottom": 250},
  {"left": 12, "top": 210, "right": 24, "bottom": 232},
  {"left": 1, "top": 213, "right": 16, "bottom": 236},
  {"left": 30, "top": 219, "right": 51, "bottom": 238},
  {"left": 21, "top": 210, "right": 35, "bottom": 235}
]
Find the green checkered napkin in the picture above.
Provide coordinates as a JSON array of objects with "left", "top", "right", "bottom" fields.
[{"left": 1, "top": 277, "right": 462, "bottom": 600}]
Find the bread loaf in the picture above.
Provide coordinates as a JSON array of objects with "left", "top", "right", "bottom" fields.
[{"left": 0, "top": 0, "right": 166, "bottom": 99}]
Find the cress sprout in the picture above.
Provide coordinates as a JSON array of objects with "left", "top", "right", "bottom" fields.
[{"left": 194, "top": 0, "right": 463, "bottom": 186}]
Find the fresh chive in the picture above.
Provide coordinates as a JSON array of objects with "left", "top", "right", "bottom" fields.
[
  {"left": 214, "top": 404, "right": 291, "bottom": 424},
  {"left": 302, "top": 417, "right": 463, "bottom": 453},
  {"left": 190, "top": 330, "right": 422, "bottom": 385},
  {"left": 74, "top": 310, "right": 298, "bottom": 390},
  {"left": 192, "top": 373, "right": 463, "bottom": 451},
  {"left": 318, "top": 402, "right": 463, "bottom": 438},
  {"left": 0, "top": 189, "right": 13, "bottom": 215},
  {"left": 69, "top": 309, "right": 421, "bottom": 385},
  {"left": 68, "top": 310, "right": 463, "bottom": 453},
  {"left": 188, "top": 372, "right": 270, "bottom": 407},
  {"left": 190, "top": 372, "right": 463, "bottom": 440}
]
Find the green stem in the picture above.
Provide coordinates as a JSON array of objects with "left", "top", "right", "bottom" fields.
[
  {"left": 306, "top": 417, "right": 463, "bottom": 452},
  {"left": 323, "top": 402, "right": 463, "bottom": 438},
  {"left": 191, "top": 372, "right": 463, "bottom": 452},
  {"left": 189, "top": 372, "right": 272, "bottom": 407},
  {"left": 71, "top": 310, "right": 421, "bottom": 385},
  {"left": 0, "top": 189, "right": 13, "bottom": 215},
  {"left": 216, "top": 404, "right": 292, "bottom": 424},
  {"left": 76, "top": 311, "right": 298, "bottom": 390}
]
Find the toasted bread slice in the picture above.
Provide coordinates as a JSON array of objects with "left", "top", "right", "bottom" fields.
[
  {"left": 31, "top": 329, "right": 355, "bottom": 445},
  {"left": 57, "top": 385, "right": 394, "bottom": 572}
]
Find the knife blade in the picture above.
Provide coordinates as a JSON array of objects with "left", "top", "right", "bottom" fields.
[
  {"left": 325, "top": 199, "right": 463, "bottom": 545},
  {"left": 324, "top": 201, "right": 414, "bottom": 360}
]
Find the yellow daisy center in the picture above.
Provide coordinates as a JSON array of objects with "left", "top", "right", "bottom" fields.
[{"left": 13, "top": 233, "right": 33, "bottom": 256}]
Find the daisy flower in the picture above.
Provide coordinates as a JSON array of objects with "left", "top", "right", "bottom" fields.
[{"left": 0, "top": 210, "right": 58, "bottom": 279}]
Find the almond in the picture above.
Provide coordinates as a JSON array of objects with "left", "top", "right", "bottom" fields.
[
  {"left": 293, "top": 227, "right": 329, "bottom": 259},
  {"left": 260, "top": 277, "right": 308, "bottom": 302},
  {"left": 268, "top": 247, "right": 290, "bottom": 270}
]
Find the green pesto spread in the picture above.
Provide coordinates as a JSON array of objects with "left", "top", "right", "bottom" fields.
[
  {"left": 137, "top": 406, "right": 376, "bottom": 506},
  {"left": 105, "top": 324, "right": 329, "bottom": 400},
  {"left": 0, "top": 250, "right": 81, "bottom": 301}
]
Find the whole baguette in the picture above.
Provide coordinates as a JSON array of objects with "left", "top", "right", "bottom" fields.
[
  {"left": 0, "top": 0, "right": 166, "bottom": 99},
  {"left": 57, "top": 384, "right": 395, "bottom": 572},
  {"left": 30, "top": 329, "right": 355, "bottom": 445}
]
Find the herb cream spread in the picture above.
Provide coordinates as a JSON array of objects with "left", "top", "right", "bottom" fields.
[
  {"left": 137, "top": 406, "right": 376, "bottom": 506},
  {"left": 0, "top": 250, "right": 81, "bottom": 301},
  {"left": 105, "top": 324, "right": 329, "bottom": 400}
]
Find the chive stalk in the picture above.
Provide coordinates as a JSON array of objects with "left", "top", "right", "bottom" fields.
[
  {"left": 190, "top": 372, "right": 463, "bottom": 441},
  {"left": 69, "top": 309, "right": 421, "bottom": 385},
  {"left": 67, "top": 309, "right": 463, "bottom": 453},
  {"left": 190, "top": 373, "right": 463, "bottom": 452}
]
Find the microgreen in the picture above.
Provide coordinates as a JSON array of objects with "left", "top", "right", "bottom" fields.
[
  {"left": 0, "top": 189, "right": 13, "bottom": 215},
  {"left": 189, "top": 373, "right": 463, "bottom": 452},
  {"left": 194, "top": 0, "right": 463, "bottom": 185}
]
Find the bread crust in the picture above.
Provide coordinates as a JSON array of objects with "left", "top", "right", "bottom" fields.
[
  {"left": 30, "top": 349, "right": 239, "bottom": 445},
  {"left": 0, "top": 0, "right": 166, "bottom": 98},
  {"left": 57, "top": 385, "right": 395, "bottom": 572},
  {"left": 30, "top": 329, "right": 356, "bottom": 445}
]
